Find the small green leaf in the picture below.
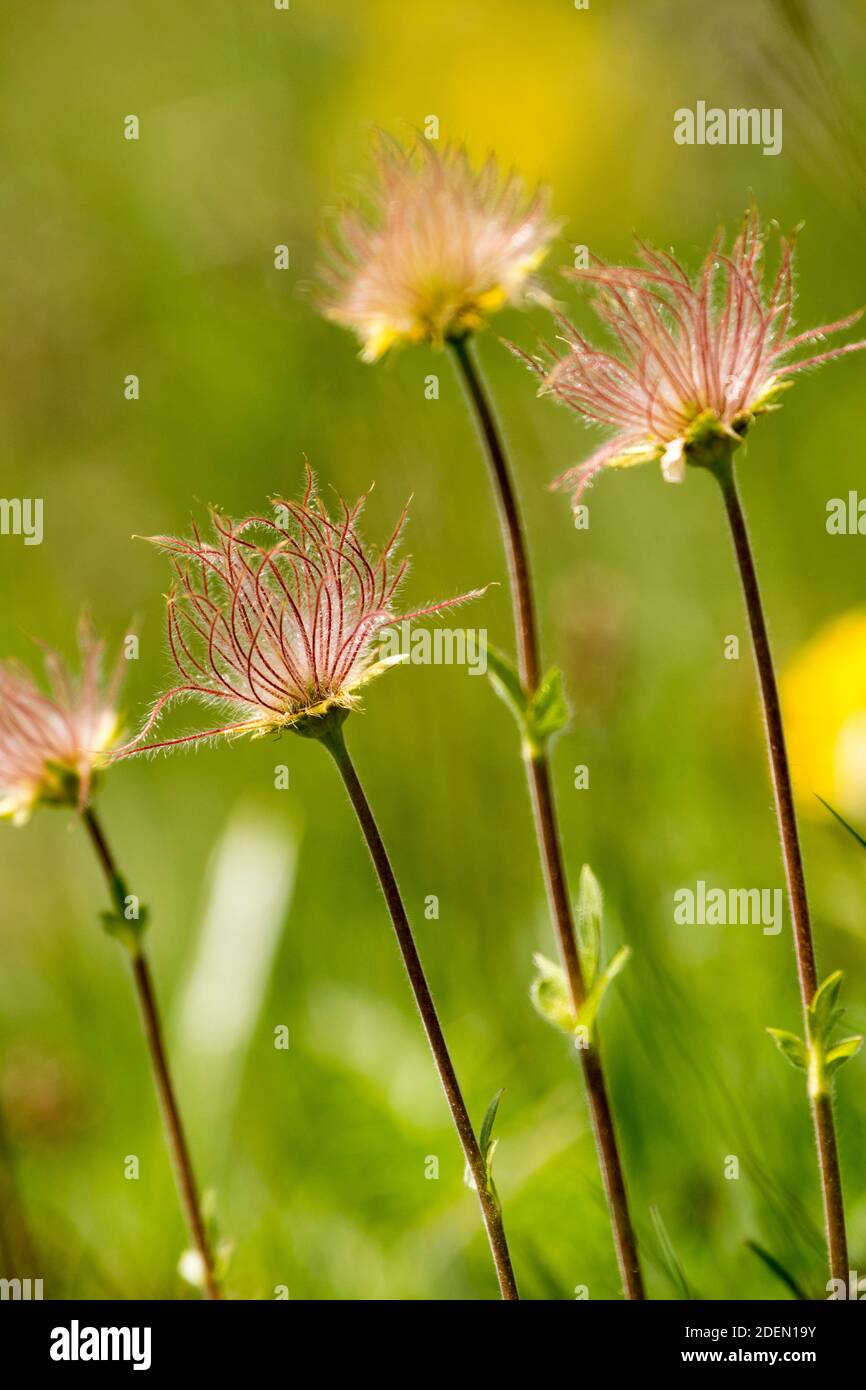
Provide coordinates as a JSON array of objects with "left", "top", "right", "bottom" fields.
[
  {"left": 809, "top": 970, "right": 844, "bottom": 1047},
  {"left": 825, "top": 1035, "right": 863, "bottom": 1074},
  {"left": 465, "top": 1090, "right": 504, "bottom": 1208},
  {"left": 530, "top": 953, "right": 577, "bottom": 1035},
  {"left": 485, "top": 648, "right": 569, "bottom": 755},
  {"left": 770, "top": 974, "right": 861, "bottom": 1095},
  {"left": 526, "top": 667, "right": 569, "bottom": 749},
  {"left": 581, "top": 946, "right": 630, "bottom": 1038},
  {"left": 479, "top": 1088, "right": 503, "bottom": 1163},
  {"left": 100, "top": 906, "right": 149, "bottom": 954},
  {"left": 485, "top": 644, "right": 528, "bottom": 725},
  {"left": 575, "top": 864, "right": 602, "bottom": 989},
  {"left": 767, "top": 1027, "right": 808, "bottom": 1070}
]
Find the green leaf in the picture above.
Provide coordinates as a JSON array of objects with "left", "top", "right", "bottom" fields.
[
  {"left": 478, "top": 1088, "right": 503, "bottom": 1164},
  {"left": 650, "top": 1205, "right": 694, "bottom": 1300},
  {"left": 526, "top": 667, "right": 569, "bottom": 749},
  {"left": 581, "top": 946, "right": 630, "bottom": 1038},
  {"left": 771, "top": 974, "right": 861, "bottom": 1095},
  {"left": 100, "top": 906, "right": 149, "bottom": 954},
  {"left": 464, "top": 1089, "right": 504, "bottom": 1209},
  {"left": 767, "top": 1027, "right": 808, "bottom": 1071},
  {"left": 816, "top": 795, "right": 866, "bottom": 850},
  {"left": 808, "top": 970, "right": 844, "bottom": 1047},
  {"left": 485, "top": 645, "right": 528, "bottom": 725},
  {"left": 743, "top": 1239, "right": 808, "bottom": 1301},
  {"left": 530, "top": 953, "right": 577, "bottom": 1035},
  {"left": 575, "top": 864, "right": 602, "bottom": 990},
  {"left": 485, "top": 648, "right": 569, "bottom": 755},
  {"left": 825, "top": 1035, "right": 863, "bottom": 1074}
]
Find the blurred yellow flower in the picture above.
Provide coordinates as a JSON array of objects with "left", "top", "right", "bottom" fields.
[{"left": 782, "top": 609, "right": 866, "bottom": 819}]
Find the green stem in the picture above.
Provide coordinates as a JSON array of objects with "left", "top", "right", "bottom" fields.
[
  {"left": 712, "top": 455, "right": 849, "bottom": 1284},
  {"left": 450, "top": 335, "right": 645, "bottom": 1300},
  {"left": 320, "top": 719, "right": 520, "bottom": 1301},
  {"left": 82, "top": 806, "right": 221, "bottom": 1300}
]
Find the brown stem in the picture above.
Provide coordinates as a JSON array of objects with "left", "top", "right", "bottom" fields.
[
  {"left": 82, "top": 805, "right": 221, "bottom": 1300},
  {"left": 527, "top": 755, "right": 644, "bottom": 1300},
  {"left": 451, "top": 335, "right": 540, "bottom": 692},
  {"left": 714, "top": 457, "right": 849, "bottom": 1284},
  {"left": 451, "top": 335, "right": 645, "bottom": 1299},
  {"left": 321, "top": 720, "right": 519, "bottom": 1301}
]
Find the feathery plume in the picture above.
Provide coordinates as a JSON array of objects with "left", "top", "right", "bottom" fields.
[
  {"left": 0, "top": 621, "right": 123, "bottom": 823},
  {"left": 320, "top": 133, "right": 557, "bottom": 361},
  {"left": 121, "top": 471, "right": 484, "bottom": 754},
  {"left": 530, "top": 209, "right": 865, "bottom": 504}
]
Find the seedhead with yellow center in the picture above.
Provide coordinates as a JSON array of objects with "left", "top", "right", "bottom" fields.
[
  {"left": 0, "top": 622, "right": 123, "bottom": 824},
  {"left": 319, "top": 134, "right": 557, "bottom": 362}
]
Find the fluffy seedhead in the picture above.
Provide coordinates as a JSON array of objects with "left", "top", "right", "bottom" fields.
[
  {"left": 121, "top": 472, "right": 484, "bottom": 755},
  {"left": 319, "top": 133, "right": 557, "bottom": 361},
  {"left": 527, "top": 210, "right": 865, "bottom": 504}
]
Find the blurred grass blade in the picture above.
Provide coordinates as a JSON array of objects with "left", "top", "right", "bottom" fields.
[
  {"left": 174, "top": 800, "right": 299, "bottom": 1150},
  {"left": 306, "top": 983, "right": 441, "bottom": 1124},
  {"left": 744, "top": 1239, "right": 808, "bottom": 1300},
  {"left": 774, "top": 0, "right": 817, "bottom": 51},
  {"left": 650, "top": 1205, "right": 694, "bottom": 1300},
  {"left": 816, "top": 795, "right": 866, "bottom": 850}
]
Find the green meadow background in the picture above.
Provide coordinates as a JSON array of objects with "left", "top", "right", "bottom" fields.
[{"left": 1, "top": 0, "right": 866, "bottom": 1300}]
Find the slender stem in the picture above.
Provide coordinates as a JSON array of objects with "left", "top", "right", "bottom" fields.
[
  {"left": 82, "top": 805, "right": 221, "bottom": 1300},
  {"left": 451, "top": 335, "right": 645, "bottom": 1299},
  {"left": 713, "top": 457, "right": 849, "bottom": 1284},
  {"left": 527, "top": 754, "right": 644, "bottom": 1300},
  {"left": 451, "top": 336, "right": 540, "bottom": 692},
  {"left": 321, "top": 721, "right": 519, "bottom": 1301}
]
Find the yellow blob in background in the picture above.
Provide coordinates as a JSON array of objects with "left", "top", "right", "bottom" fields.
[{"left": 783, "top": 609, "right": 866, "bottom": 820}]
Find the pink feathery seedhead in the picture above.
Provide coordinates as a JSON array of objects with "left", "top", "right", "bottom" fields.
[
  {"left": 319, "top": 133, "right": 557, "bottom": 361},
  {"left": 530, "top": 209, "right": 866, "bottom": 506},
  {"left": 120, "top": 472, "right": 485, "bottom": 756},
  {"left": 0, "top": 622, "right": 123, "bottom": 825}
]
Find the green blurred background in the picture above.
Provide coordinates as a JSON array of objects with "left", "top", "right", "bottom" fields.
[{"left": 2, "top": 0, "right": 866, "bottom": 1300}]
